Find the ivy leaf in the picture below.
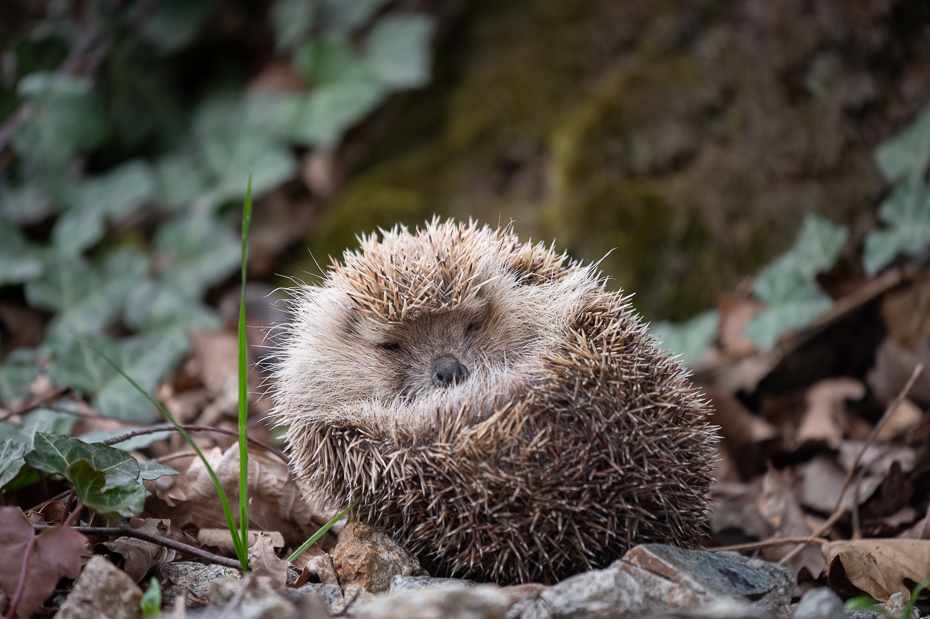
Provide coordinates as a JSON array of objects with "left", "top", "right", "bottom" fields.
[
  {"left": 745, "top": 296, "right": 833, "bottom": 350},
  {"left": 140, "top": 0, "right": 222, "bottom": 55},
  {"left": 294, "top": 31, "right": 374, "bottom": 85},
  {"left": 0, "top": 440, "right": 28, "bottom": 489},
  {"left": 320, "top": 0, "right": 391, "bottom": 27},
  {"left": 25, "top": 432, "right": 141, "bottom": 490},
  {"left": 0, "top": 181, "right": 53, "bottom": 225},
  {"left": 651, "top": 310, "right": 718, "bottom": 365},
  {"left": 153, "top": 151, "right": 211, "bottom": 211},
  {"left": 25, "top": 247, "right": 149, "bottom": 345},
  {"left": 273, "top": 0, "right": 318, "bottom": 50},
  {"left": 0, "top": 348, "right": 40, "bottom": 405},
  {"left": 65, "top": 459, "right": 148, "bottom": 517},
  {"left": 14, "top": 72, "right": 111, "bottom": 167},
  {"left": 154, "top": 211, "right": 241, "bottom": 299},
  {"left": 48, "top": 336, "right": 186, "bottom": 421},
  {"left": 124, "top": 280, "right": 221, "bottom": 338},
  {"left": 863, "top": 172, "right": 930, "bottom": 275},
  {"left": 192, "top": 95, "right": 299, "bottom": 206},
  {"left": 0, "top": 220, "right": 46, "bottom": 287},
  {"left": 141, "top": 577, "right": 162, "bottom": 618},
  {"left": 875, "top": 104, "right": 930, "bottom": 183},
  {"left": 792, "top": 214, "right": 849, "bottom": 277},
  {"left": 363, "top": 14, "right": 435, "bottom": 89},
  {"left": 51, "top": 160, "right": 156, "bottom": 255},
  {"left": 138, "top": 461, "right": 179, "bottom": 481},
  {"left": 292, "top": 81, "right": 385, "bottom": 148}
]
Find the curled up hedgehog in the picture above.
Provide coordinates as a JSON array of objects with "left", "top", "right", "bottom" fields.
[{"left": 271, "top": 219, "right": 717, "bottom": 585}]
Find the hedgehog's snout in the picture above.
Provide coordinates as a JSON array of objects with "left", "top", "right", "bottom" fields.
[{"left": 431, "top": 355, "right": 469, "bottom": 388}]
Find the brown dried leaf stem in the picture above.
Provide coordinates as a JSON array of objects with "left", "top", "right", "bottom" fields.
[
  {"left": 709, "top": 536, "right": 829, "bottom": 553},
  {"left": 32, "top": 523, "right": 243, "bottom": 570},
  {"left": 778, "top": 363, "right": 924, "bottom": 566}
]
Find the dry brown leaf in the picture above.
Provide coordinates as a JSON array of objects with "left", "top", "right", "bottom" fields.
[
  {"left": 248, "top": 532, "right": 289, "bottom": 586},
  {"left": 152, "top": 446, "right": 325, "bottom": 545},
  {"left": 717, "top": 293, "right": 764, "bottom": 356},
  {"left": 823, "top": 538, "right": 930, "bottom": 600},
  {"left": 103, "top": 518, "right": 178, "bottom": 582},
  {"left": 706, "top": 388, "right": 778, "bottom": 477},
  {"left": 875, "top": 398, "right": 924, "bottom": 442},
  {"left": 867, "top": 338, "right": 930, "bottom": 406},
  {"left": 0, "top": 507, "right": 87, "bottom": 618},
  {"left": 198, "top": 529, "right": 285, "bottom": 556},
  {"left": 796, "top": 379, "right": 865, "bottom": 448},
  {"left": 799, "top": 454, "right": 882, "bottom": 513},
  {"left": 290, "top": 543, "right": 339, "bottom": 587},
  {"left": 837, "top": 442, "right": 915, "bottom": 476},
  {"left": 880, "top": 270, "right": 930, "bottom": 349},
  {"left": 760, "top": 466, "right": 825, "bottom": 578}
]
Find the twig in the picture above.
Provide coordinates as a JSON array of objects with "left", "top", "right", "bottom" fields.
[
  {"left": 101, "top": 425, "right": 288, "bottom": 465},
  {"left": 0, "top": 387, "right": 72, "bottom": 422},
  {"left": 62, "top": 501, "right": 83, "bottom": 528},
  {"left": 709, "top": 536, "right": 829, "bottom": 553},
  {"left": 4, "top": 534, "right": 36, "bottom": 619},
  {"left": 851, "top": 466, "right": 868, "bottom": 540},
  {"left": 221, "top": 572, "right": 255, "bottom": 617},
  {"left": 32, "top": 523, "right": 243, "bottom": 570},
  {"left": 778, "top": 363, "right": 924, "bottom": 566}
]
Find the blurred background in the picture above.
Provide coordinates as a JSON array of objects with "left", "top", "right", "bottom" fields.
[{"left": 3, "top": 0, "right": 930, "bottom": 417}]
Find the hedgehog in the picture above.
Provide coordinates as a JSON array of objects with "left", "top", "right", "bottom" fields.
[{"left": 271, "top": 219, "right": 717, "bottom": 585}]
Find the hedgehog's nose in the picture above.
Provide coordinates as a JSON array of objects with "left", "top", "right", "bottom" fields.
[{"left": 431, "top": 356, "right": 469, "bottom": 388}]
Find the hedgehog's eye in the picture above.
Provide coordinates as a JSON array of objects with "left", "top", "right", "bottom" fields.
[
  {"left": 466, "top": 323, "right": 480, "bottom": 335},
  {"left": 379, "top": 342, "right": 402, "bottom": 352}
]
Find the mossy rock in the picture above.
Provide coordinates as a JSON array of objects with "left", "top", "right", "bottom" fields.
[{"left": 292, "top": 0, "right": 930, "bottom": 320}]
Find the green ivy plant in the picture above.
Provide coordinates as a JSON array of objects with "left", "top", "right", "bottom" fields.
[
  {"left": 0, "top": 0, "right": 436, "bottom": 419},
  {"left": 654, "top": 100, "right": 930, "bottom": 361}
]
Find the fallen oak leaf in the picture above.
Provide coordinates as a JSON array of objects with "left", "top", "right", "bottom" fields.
[
  {"left": 824, "top": 538, "right": 930, "bottom": 601},
  {"left": 248, "top": 531, "right": 288, "bottom": 586},
  {"left": 0, "top": 506, "right": 87, "bottom": 617},
  {"left": 103, "top": 518, "right": 178, "bottom": 582}
]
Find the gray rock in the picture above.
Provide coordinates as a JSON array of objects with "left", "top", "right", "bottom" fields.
[
  {"left": 161, "top": 561, "right": 242, "bottom": 606},
  {"left": 294, "top": 582, "right": 345, "bottom": 608},
  {"left": 510, "top": 565, "right": 648, "bottom": 619},
  {"left": 791, "top": 588, "right": 844, "bottom": 619},
  {"left": 355, "top": 584, "right": 511, "bottom": 619},
  {"left": 390, "top": 575, "right": 477, "bottom": 593},
  {"left": 56, "top": 555, "right": 143, "bottom": 619}
]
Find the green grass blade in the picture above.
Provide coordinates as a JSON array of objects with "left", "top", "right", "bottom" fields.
[
  {"left": 238, "top": 172, "right": 253, "bottom": 558},
  {"left": 73, "top": 336, "right": 248, "bottom": 568},
  {"left": 286, "top": 500, "right": 359, "bottom": 563}
]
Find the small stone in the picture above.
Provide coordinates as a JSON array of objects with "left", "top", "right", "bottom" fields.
[
  {"left": 792, "top": 588, "right": 844, "bottom": 619},
  {"left": 511, "top": 565, "right": 648, "bottom": 619},
  {"left": 293, "top": 582, "right": 344, "bottom": 608},
  {"left": 390, "top": 575, "right": 477, "bottom": 593},
  {"left": 355, "top": 584, "right": 511, "bottom": 619},
  {"left": 56, "top": 555, "right": 143, "bottom": 619},
  {"left": 161, "top": 561, "right": 242, "bottom": 606},
  {"left": 332, "top": 522, "right": 427, "bottom": 592},
  {"left": 880, "top": 592, "right": 918, "bottom": 619}
]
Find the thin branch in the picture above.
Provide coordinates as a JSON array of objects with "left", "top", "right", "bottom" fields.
[
  {"left": 101, "top": 425, "right": 288, "bottom": 465},
  {"left": 709, "top": 536, "right": 829, "bottom": 553},
  {"left": 33, "top": 524, "right": 243, "bottom": 570},
  {"left": 0, "top": 387, "right": 72, "bottom": 422},
  {"left": 778, "top": 363, "right": 924, "bottom": 566}
]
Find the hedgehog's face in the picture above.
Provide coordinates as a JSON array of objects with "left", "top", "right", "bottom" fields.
[{"left": 276, "top": 221, "right": 594, "bottom": 430}]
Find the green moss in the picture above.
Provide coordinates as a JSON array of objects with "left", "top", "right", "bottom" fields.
[{"left": 291, "top": 0, "right": 903, "bottom": 320}]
